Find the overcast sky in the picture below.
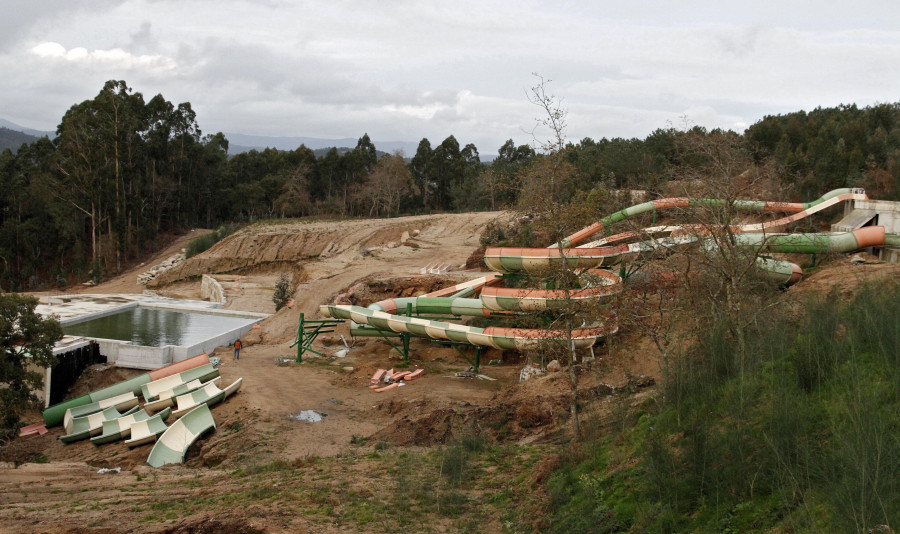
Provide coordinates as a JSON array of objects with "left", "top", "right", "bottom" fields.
[{"left": 1, "top": 0, "right": 898, "bottom": 154}]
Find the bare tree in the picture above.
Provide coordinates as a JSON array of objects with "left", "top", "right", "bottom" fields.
[
  {"left": 274, "top": 162, "right": 312, "bottom": 218},
  {"left": 366, "top": 152, "right": 413, "bottom": 217},
  {"left": 513, "top": 74, "right": 616, "bottom": 441}
]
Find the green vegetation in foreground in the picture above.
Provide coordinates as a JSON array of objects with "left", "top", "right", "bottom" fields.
[
  {"left": 0, "top": 293, "right": 63, "bottom": 439},
  {"left": 545, "top": 283, "right": 900, "bottom": 533}
]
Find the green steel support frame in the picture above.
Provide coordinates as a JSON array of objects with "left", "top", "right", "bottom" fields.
[{"left": 290, "top": 313, "right": 344, "bottom": 362}]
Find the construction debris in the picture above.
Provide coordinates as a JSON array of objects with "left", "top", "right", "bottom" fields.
[
  {"left": 137, "top": 252, "right": 186, "bottom": 285},
  {"left": 288, "top": 410, "right": 326, "bottom": 423},
  {"left": 367, "top": 367, "right": 425, "bottom": 392}
]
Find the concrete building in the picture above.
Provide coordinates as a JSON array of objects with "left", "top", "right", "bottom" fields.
[{"left": 832, "top": 190, "right": 900, "bottom": 263}]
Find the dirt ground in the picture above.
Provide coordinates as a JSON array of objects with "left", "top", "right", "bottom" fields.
[
  {"left": 0, "top": 212, "right": 644, "bottom": 533},
  {"left": 2, "top": 212, "right": 896, "bottom": 533}
]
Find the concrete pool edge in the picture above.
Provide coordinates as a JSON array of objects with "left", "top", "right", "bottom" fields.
[{"left": 44, "top": 294, "right": 269, "bottom": 370}]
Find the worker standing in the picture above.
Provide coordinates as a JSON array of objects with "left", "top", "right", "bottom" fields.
[{"left": 233, "top": 339, "right": 242, "bottom": 360}]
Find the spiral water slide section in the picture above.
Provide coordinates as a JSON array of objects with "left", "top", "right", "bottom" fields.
[
  {"left": 485, "top": 227, "right": 898, "bottom": 282},
  {"left": 321, "top": 264, "right": 621, "bottom": 348},
  {"left": 321, "top": 189, "right": 895, "bottom": 348}
]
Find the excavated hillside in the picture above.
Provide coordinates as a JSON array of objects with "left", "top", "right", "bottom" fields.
[{"left": 4, "top": 211, "right": 898, "bottom": 533}]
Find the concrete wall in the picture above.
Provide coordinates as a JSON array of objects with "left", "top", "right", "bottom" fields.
[
  {"left": 57, "top": 301, "right": 268, "bottom": 371},
  {"left": 59, "top": 301, "right": 139, "bottom": 327},
  {"left": 853, "top": 199, "right": 900, "bottom": 234},
  {"left": 174, "top": 321, "right": 260, "bottom": 362},
  {"left": 90, "top": 338, "right": 171, "bottom": 370},
  {"left": 835, "top": 197, "right": 900, "bottom": 263},
  {"left": 883, "top": 248, "right": 900, "bottom": 264}
]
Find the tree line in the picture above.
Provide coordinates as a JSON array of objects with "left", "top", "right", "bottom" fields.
[{"left": 1, "top": 80, "right": 899, "bottom": 291}]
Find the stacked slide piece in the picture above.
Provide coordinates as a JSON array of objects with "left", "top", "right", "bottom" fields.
[
  {"left": 60, "top": 406, "right": 140, "bottom": 444},
  {"left": 91, "top": 408, "right": 171, "bottom": 445},
  {"left": 126, "top": 411, "right": 173, "bottom": 448},
  {"left": 144, "top": 377, "right": 221, "bottom": 415},
  {"left": 43, "top": 354, "right": 213, "bottom": 427},
  {"left": 171, "top": 378, "right": 242, "bottom": 419},
  {"left": 63, "top": 392, "right": 139, "bottom": 434},
  {"left": 141, "top": 363, "right": 220, "bottom": 402}
]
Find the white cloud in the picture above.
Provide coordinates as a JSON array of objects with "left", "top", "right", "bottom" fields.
[
  {"left": 1, "top": 0, "right": 899, "bottom": 152},
  {"left": 31, "top": 41, "right": 176, "bottom": 71}
]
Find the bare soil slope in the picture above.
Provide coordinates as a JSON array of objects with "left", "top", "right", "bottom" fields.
[{"left": 3, "top": 212, "right": 896, "bottom": 533}]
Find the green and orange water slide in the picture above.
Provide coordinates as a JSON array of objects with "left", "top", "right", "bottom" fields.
[{"left": 321, "top": 189, "right": 898, "bottom": 350}]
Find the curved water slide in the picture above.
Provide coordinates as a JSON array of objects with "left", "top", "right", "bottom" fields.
[
  {"left": 486, "top": 227, "right": 899, "bottom": 282},
  {"left": 321, "top": 189, "right": 894, "bottom": 349},
  {"left": 554, "top": 188, "right": 868, "bottom": 248},
  {"left": 321, "top": 253, "right": 623, "bottom": 348},
  {"left": 322, "top": 303, "right": 616, "bottom": 350},
  {"left": 373, "top": 188, "right": 866, "bottom": 308}
]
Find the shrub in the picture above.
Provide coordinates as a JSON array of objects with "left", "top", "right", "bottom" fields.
[
  {"left": 272, "top": 273, "right": 291, "bottom": 311},
  {"left": 185, "top": 224, "right": 241, "bottom": 259}
]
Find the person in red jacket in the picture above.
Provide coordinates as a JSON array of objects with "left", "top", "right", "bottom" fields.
[{"left": 233, "top": 339, "right": 242, "bottom": 360}]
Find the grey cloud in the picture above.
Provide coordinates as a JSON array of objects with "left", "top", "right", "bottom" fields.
[
  {"left": 0, "top": 1, "right": 124, "bottom": 51},
  {"left": 128, "top": 21, "right": 159, "bottom": 54},
  {"left": 2, "top": 1, "right": 899, "bottom": 152},
  {"left": 714, "top": 25, "right": 766, "bottom": 59}
]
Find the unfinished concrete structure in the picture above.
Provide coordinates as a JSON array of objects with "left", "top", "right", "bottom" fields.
[{"left": 832, "top": 188, "right": 900, "bottom": 263}]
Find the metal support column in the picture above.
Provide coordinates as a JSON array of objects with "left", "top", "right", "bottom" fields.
[{"left": 290, "top": 313, "right": 344, "bottom": 362}]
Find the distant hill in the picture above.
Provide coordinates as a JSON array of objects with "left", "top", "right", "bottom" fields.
[
  {"left": 224, "top": 132, "right": 419, "bottom": 157},
  {"left": 0, "top": 127, "right": 40, "bottom": 153},
  {"left": 0, "top": 118, "right": 53, "bottom": 138},
  {"left": 224, "top": 133, "right": 497, "bottom": 162},
  {"left": 0, "top": 117, "right": 497, "bottom": 161}
]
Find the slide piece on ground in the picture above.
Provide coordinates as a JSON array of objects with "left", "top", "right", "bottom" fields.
[
  {"left": 60, "top": 406, "right": 140, "bottom": 444},
  {"left": 43, "top": 353, "right": 211, "bottom": 427},
  {"left": 144, "top": 377, "right": 221, "bottom": 415},
  {"left": 91, "top": 408, "right": 170, "bottom": 445},
  {"left": 170, "top": 377, "right": 242, "bottom": 419},
  {"left": 147, "top": 404, "right": 217, "bottom": 467},
  {"left": 222, "top": 377, "right": 242, "bottom": 399},
  {"left": 141, "top": 363, "right": 220, "bottom": 402},
  {"left": 125, "top": 411, "right": 172, "bottom": 448},
  {"left": 63, "top": 392, "right": 139, "bottom": 434}
]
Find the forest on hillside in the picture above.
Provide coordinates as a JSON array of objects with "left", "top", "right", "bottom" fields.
[
  {"left": 0, "top": 127, "right": 39, "bottom": 152},
  {"left": 1, "top": 79, "right": 899, "bottom": 291}
]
